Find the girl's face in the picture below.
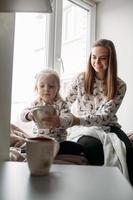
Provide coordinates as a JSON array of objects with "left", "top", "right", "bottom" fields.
[
  {"left": 91, "top": 46, "right": 109, "bottom": 80},
  {"left": 36, "top": 74, "right": 59, "bottom": 104}
]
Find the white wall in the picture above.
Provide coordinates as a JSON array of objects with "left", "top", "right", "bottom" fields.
[
  {"left": 96, "top": 0, "right": 133, "bottom": 133},
  {"left": 0, "top": 1, "right": 132, "bottom": 161},
  {"left": 0, "top": 14, "right": 15, "bottom": 160}
]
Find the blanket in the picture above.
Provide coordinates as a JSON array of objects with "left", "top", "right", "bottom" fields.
[
  {"left": 10, "top": 124, "right": 31, "bottom": 161},
  {"left": 9, "top": 124, "right": 88, "bottom": 165},
  {"left": 67, "top": 126, "right": 129, "bottom": 180}
]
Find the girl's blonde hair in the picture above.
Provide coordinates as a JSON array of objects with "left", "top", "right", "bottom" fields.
[
  {"left": 84, "top": 39, "right": 117, "bottom": 100},
  {"left": 34, "top": 69, "right": 61, "bottom": 99}
]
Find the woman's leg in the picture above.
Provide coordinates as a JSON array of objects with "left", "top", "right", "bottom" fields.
[
  {"left": 110, "top": 126, "right": 133, "bottom": 185},
  {"left": 110, "top": 126, "right": 131, "bottom": 146},
  {"left": 58, "top": 141, "right": 83, "bottom": 155},
  {"left": 77, "top": 136, "right": 104, "bottom": 165}
]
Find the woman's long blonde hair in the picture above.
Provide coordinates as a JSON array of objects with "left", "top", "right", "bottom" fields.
[{"left": 84, "top": 39, "right": 117, "bottom": 100}]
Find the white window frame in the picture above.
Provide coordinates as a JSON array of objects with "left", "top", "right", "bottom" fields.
[
  {"left": 0, "top": 0, "right": 96, "bottom": 161},
  {"left": 50, "top": 0, "right": 96, "bottom": 74}
]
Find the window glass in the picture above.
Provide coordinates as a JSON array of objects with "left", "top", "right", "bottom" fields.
[
  {"left": 11, "top": 0, "right": 95, "bottom": 132},
  {"left": 60, "top": 0, "right": 90, "bottom": 96},
  {"left": 11, "top": 13, "right": 48, "bottom": 131}
]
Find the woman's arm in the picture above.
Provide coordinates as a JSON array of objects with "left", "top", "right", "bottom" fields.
[
  {"left": 59, "top": 101, "right": 74, "bottom": 128},
  {"left": 79, "top": 80, "right": 127, "bottom": 127},
  {"left": 65, "top": 74, "right": 80, "bottom": 107}
]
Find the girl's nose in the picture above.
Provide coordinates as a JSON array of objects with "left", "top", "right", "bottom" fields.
[{"left": 44, "top": 85, "right": 49, "bottom": 92}]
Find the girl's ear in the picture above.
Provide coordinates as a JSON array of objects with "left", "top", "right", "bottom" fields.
[{"left": 56, "top": 85, "right": 60, "bottom": 98}]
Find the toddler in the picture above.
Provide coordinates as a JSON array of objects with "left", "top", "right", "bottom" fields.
[{"left": 21, "top": 69, "right": 73, "bottom": 142}]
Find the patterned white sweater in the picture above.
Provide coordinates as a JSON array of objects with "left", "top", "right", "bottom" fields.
[
  {"left": 65, "top": 72, "right": 126, "bottom": 129},
  {"left": 21, "top": 97, "right": 73, "bottom": 142}
]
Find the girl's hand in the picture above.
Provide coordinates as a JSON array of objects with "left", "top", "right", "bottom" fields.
[
  {"left": 41, "top": 114, "right": 80, "bottom": 128},
  {"left": 27, "top": 112, "right": 34, "bottom": 121},
  {"left": 42, "top": 115, "right": 60, "bottom": 129}
]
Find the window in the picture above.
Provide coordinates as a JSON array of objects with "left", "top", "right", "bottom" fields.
[
  {"left": 11, "top": 0, "right": 96, "bottom": 132},
  {"left": 11, "top": 13, "right": 50, "bottom": 132},
  {"left": 60, "top": 0, "right": 92, "bottom": 96}
]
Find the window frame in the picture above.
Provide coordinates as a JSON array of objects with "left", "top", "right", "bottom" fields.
[
  {"left": 49, "top": 0, "right": 96, "bottom": 74},
  {"left": 1, "top": 0, "right": 96, "bottom": 161}
]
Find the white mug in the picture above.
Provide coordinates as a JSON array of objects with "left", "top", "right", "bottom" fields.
[{"left": 26, "top": 136, "right": 59, "bottom": 176}]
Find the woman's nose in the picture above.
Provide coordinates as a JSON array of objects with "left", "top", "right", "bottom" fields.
[{"left": 95, "top": 58, "right": 101, "bottom": 64}]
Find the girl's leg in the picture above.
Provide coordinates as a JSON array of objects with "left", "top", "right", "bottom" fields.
[{"left": 77, "top": 136, "right": 104, "bottom": 165}]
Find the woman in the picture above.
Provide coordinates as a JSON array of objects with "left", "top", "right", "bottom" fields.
[
  {"left": 44, "top": 39, "right": 133, "bottom": 184},
  {"left": 66, "top": 39, "right": 133, "bottom": 184}
]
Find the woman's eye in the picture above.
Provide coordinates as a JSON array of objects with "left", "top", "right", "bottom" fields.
[
  {"left": 101, "top": 57, "right": 107, "bottom": 60},
  {"left": 92, "top": 56, "right": 108, "bottom": 61}
]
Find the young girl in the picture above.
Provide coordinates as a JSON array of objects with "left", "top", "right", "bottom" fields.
[{"left": 20, "top": 69, "right": 73, "bottom": 142}]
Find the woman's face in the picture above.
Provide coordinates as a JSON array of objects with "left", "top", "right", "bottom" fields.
[
  {"left": 36, "top": 74, "right": 59, "bottom": 104},
  {"left": 91, "top": 46, "right": 109, "bottom": 80}
]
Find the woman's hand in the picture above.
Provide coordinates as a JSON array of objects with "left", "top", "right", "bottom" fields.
[
  {"left": 10, "top": 134, "right": 26, "bottom": 147},
  {"left": 72, "top": 115, "right": 80, "bottom": 126}
]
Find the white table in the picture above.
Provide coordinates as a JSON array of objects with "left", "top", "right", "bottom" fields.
[{"left": 0, "top": 162, "right": 133, "bottom": 200}]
